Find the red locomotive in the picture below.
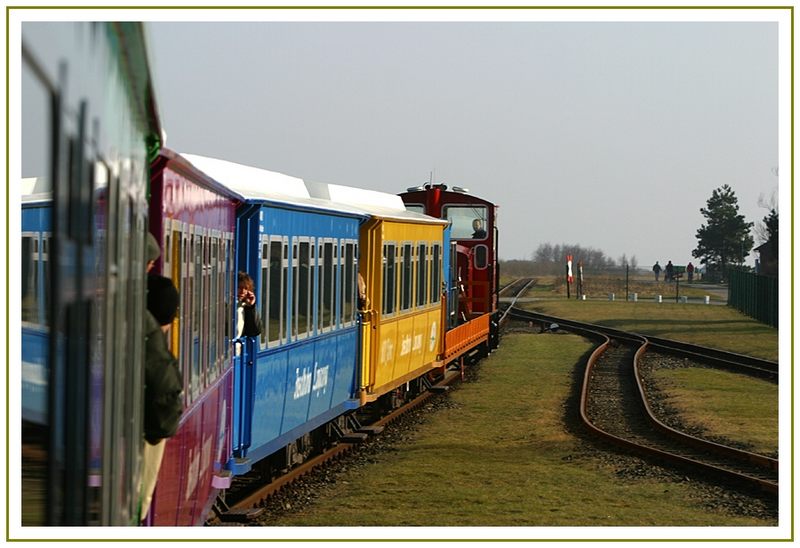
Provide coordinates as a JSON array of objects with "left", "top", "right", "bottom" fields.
[{"left": 399, "top": 183, "right": 500, "bottom": 364}]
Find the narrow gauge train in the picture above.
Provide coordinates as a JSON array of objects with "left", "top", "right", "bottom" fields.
[
  {"left": 146, "top": 152, "right": 453, "bottom": 524},
  {"left": 19, "top": 22, "right": 501, "bottom": 529}
]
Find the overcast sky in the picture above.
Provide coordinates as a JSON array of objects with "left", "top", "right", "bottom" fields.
[{"left": 147, "top": 12, "right": 783, "bottom": 267}]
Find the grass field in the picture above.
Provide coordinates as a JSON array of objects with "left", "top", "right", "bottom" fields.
[
  {"left": 519, "top": 299, "right": 778, "bottom": 361},
  {"left": 270, "top": 334, "right": 777, "bottom": 529}
]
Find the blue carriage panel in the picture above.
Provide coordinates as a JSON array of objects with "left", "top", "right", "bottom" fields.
[
  {"left": 282, "top": 343, "right": 318, "bottom": 432},
  {"left": 249, "top": 349, "right": 291, "bottom": 451},
  {"left": 21, "top": 328, "right": 48, "bottom": 425},
  {"left": 235, "top": 332, "right": 360, "bottom": 466},
  {"left": 328, "top": 330, "right": 359, "bottom": 408},
  {"left": 306, "top": 334, "right": 340, "bottom": 419}
]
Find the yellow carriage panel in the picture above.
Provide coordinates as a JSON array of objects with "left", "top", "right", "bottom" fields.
[{"left": 359, "top": 216, "right": 447, "bottom": 403}]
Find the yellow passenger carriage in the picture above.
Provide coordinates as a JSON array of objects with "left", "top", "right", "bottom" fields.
[
  {"left": 308, "top": 184, "right": 449, "bottom": 405},
  {"left": 358, "top": 214, "right": 448, "bottom": 403}
]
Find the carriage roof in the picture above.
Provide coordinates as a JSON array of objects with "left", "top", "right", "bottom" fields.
[
  {"left": 21, "top": 177, "right": 51, "bottom": 205},
  {"left": 178, "top": 153, "right": 445, "bottom": 225}
]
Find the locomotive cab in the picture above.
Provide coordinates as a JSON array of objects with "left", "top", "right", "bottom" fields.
[{"left": 400, "top": 184, "right": 500, "bottom": 358}]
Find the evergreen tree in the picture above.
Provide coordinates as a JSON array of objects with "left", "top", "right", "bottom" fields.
[
  {"left": 692, "top": 184, "right": 754, "bottom": 279},
  {"left": 763, "top": 208, "right": 778, "bottom": 252}
]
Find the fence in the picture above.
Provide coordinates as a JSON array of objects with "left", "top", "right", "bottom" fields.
[{"left": 727, "top": 269, "right": 778, "bottom": 328}]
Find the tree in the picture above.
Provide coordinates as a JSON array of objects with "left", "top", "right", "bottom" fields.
[
  {"left": 692, "top": 184, "right": 754, "bottom": 279},
  {"left": 754, "top": 189, "right": 778, "bottom": 245},
  {"left": 763, "top": 208, "right": 778, "bottom": 249},
  {"left": 530, "top": 242, "right": 616, "bottom": 275}
]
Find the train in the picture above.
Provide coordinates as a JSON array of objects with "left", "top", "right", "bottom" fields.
[{"left": 19, "top": 21, "right": 500, "bottom": 527}]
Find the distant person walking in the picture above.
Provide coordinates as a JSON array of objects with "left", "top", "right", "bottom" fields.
[
  {"left": 665, "top": 261, "right": 674, "bottom": 282},
  {"left": 686, "top": 262, "right": 694, "bottom": 283},
  {"left": 652, "top": 261, "right": 661, "bottom": 281}
]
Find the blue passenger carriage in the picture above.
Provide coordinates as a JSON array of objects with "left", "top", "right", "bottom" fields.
[{"left": 176, "top": 155, "right": 366, "bottom": 476}]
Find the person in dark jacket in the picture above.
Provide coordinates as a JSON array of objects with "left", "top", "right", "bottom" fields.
[
  {"left": 471, "top": 218, "right": 487, "bottom": 239},
  {"left": 140, "top": 273, "right": 183, "bottom": 522},
  {"left": 665, "top": 260, "right": 674, "bottom": 282},
  {"left": 237, "top": 271, "right": 263, "bottom": 338},
  {"left": 144, "top": 274, "right": 183, "bottom": 441},
  {"left": 652, "top": 261, "right": 661, "bottom": 281}
]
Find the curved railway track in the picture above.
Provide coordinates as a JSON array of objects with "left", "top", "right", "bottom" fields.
[
  {"left": 507, "top": 308, "right": 778, "bottom": 496},
  {"left": 498, "top": 277, "right": 535, "bottom": 324}
]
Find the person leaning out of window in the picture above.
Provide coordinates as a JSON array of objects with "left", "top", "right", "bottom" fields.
[{"left": 237, "top": 271, "right": 263, "bottom": 338}]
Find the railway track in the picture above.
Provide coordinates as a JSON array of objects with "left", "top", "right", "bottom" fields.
[
  {"left": 498, "top": 277, "right": 535, "bottom": 325},
  {"left": 507, "top": 308, "right": 778, "bottom": 496}
]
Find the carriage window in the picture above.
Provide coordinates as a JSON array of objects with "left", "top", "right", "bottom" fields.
[
  {"left": 417, "top": 243, "right": 428, "bottom": 307},
  {"left": 220, "top": 238, "right": 228, "bottom": 368},
  {"left": 474, "top": 245, "right": 488, "bottom": 270},
  {"left": 343, "top": 242, "right": 355, "bottom": 325},
  {"left": 316, "top": 243, "right": 323, "bottom": 332},
  {"left": 196, "top": 235, "right": 206, "bottom": 384},
  {"left": 260, "top": 241, "right": 268, "bottom": 345},
  {"left": 291, "top": 241, "right": 299, "bottom": 339},
  {"left": 227, "top": 235, "right": 235, "bottom": 353},
  {"left": 208, "top": 236, "right": 219, "bottom": 378},
  {"left": 405, "top": 204, "right": 425, "bottom": 214},
  {"left": 443, "top": 205, "right": 488, "bottom": 240},
  {"left": 431, "top": 243, "right": 441, "bottom": 303},
  {"left": 383, "top": 244, "right": 397, "bottom": 315},
  {"left": 310, "top": 240, "right": 317, "bottom": 333},
  {"left": 21, "top": 234, "right": 39, "bottom": 324},
  {"left": 321, "top": 241, "right": 335, "bottom": 330},
  {"left": 265, "top": 239, "right": 284, "bottom": 345},
  {"left": 401, "top": 244, "right": 413, "bottom": 311},
  {"left": 334, "top": 244, "right": 341, "bottom": 328},
  {"left": 297, "top": 240, "right": 311, "bottom": 338}
]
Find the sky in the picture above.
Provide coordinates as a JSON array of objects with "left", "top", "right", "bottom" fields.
[{"left": 145, "top": 10, "right": 783, "bottom": 268}]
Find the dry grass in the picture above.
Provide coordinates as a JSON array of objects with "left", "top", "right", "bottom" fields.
[
  {"left": 651, "top": 367, "right": 778, "bottom": 456},
  {"left": 519, "top": 299, "right": 778, "bottom": 361}
]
